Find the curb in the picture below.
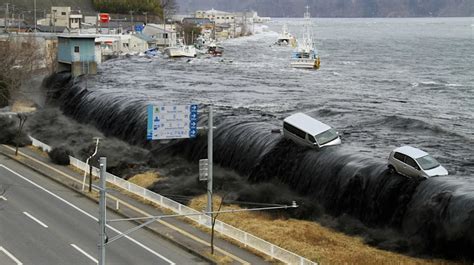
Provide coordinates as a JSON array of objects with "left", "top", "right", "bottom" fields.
[{"left": 0, "top": 148, "right": 217, "bottom": 265}]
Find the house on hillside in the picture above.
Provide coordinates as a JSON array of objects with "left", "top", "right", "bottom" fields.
[{"left": 37, "top": 7, "right": 83, "bottom": 31}]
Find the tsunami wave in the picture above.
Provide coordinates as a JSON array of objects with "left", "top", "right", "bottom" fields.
[{"left": 44, "top": 73, "right": 474, "bottom": 259}]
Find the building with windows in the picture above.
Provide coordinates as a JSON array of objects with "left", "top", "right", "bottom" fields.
[
  {"left": 142, "top": 24, "right": 177, "bottom": 47},
  {"left": 37, "top": 7, "right": 83, "bottom": 30},
  {"left": 195, "top": 9, "right": 236, "bottom": 24},
  {"left": 57, "top": 35, "right": 97, "bottom": 76}
]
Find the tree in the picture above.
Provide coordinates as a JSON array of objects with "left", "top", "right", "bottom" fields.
[
  {"left": 160, "top": 0, "right": 178, "bottom": 18},
  {"left": 15, "top": 113, "right": 28, "bottom": 156},
  {"left": 0, "top": 36, "right": 41, "bottom": 108}
]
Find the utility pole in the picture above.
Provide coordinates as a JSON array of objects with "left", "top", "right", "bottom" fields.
[
  {"left": 10, "top": 5, "right": 14, "bottom": 28},
  {"left": 129, "top": 10, "right": 134, "bottom": 32},
  {"left": 98, "top": 157, "right": 107, "bottom": 265},
  {"left": 34, "top": 0, "right": 37, "bottom": 32},
  {"left": 206, "top": 106, "right": 213, "bottom": 218},
  {"left": 4, "top": 3, "right": 9, "bottom": 33}
]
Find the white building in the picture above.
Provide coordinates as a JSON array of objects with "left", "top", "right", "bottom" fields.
[
  {"left": 37, "top": 7, "right": 83, "bottom": 30},
  {"left": 195, "top": 9, "right": 236, "bottom": 24},
  {"left": 95, "top": 34, "right": 149, "bottom": 56},
  {"left": 142, "top": 24, "right": 177, "bottom": 47},
  {"left": 195, "top": 9, "right": 269, "bottom": 25}
]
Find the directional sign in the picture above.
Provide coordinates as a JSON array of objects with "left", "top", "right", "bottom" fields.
[{"left": 147, "top": 104, "right": 198, "bottom": 140}]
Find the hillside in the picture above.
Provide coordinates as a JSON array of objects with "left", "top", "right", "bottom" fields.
[
  {"left": 0, "top": 0, "right": 95, "bottom": 14},
  {"left": 177, "top": 0, "right": 474, "bottom": 17}
]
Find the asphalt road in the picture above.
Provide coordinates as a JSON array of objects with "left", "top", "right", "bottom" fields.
[{"left": 0, "top": 155, "right": 208, "bottom": 265}]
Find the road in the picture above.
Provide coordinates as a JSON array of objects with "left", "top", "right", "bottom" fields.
[{"left": 0, "top": 155, "right": 208, "bottom": 265}]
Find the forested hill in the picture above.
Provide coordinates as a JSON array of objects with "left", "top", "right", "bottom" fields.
[
  {"left": 0, "top": 0, "right": 175, "bottom": 16},
  {"left": 177, "top": 0, "right": 474, "bottom": 17},
  {"left": 0, "top": 0, "right": 95, "bottom": 13}
]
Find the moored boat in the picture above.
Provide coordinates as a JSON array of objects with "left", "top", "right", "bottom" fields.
[
  {"left": 276, "top": 24, "right": 296, "bottom": 46},
  {"left": 290, "top": 6, "right": 321, "bottom": 70}
]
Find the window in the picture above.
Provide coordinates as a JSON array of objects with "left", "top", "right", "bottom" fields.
[
  {"left": 61, "top": 12, "right": 66, "bottom": 15},
  {"left": 394, "top": 152, "right": 405, "bottom": 162},
  {"left": 163, "top": 33, "right": 168, "bottom": 39},
  {"left": 416, "top": 155, "right": 440, "bottom": 170},
  {"left": 405, "top": 157, "right": 420, "bottom": 170},
  {"left": 74, "top": 46, "right": 79, "bottom": 52},
  {"left": 307, "top": 135, "right": 316, "bottom": 143},
  {"left": 315, "top": 129, "right": 339, "bottom": 145},
  {"left": 284, "top": 122, "right": 306, "bottom": 139}
]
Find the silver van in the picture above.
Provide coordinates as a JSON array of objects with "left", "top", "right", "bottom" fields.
[
  {"left": 388, "top": 146, "right": 448, "bottom": 179},
  {"left": 283, "top": 113, "right": 341, "bottom": 149}
]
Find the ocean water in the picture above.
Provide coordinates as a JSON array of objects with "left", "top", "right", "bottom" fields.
[
  {"left": 89, "top": 17, "right": 474, "bottom": 176},
  {"left": 43, "top": 17, "right": 474, "bottom": 258}
]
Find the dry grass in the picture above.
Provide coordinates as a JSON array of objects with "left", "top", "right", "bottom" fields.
[
  {"left": 11, "top": 99, "right": 36, "bottom": 113},
  {"left": 189, "top": 195, "right": 463, "bottom": 265},
  {"left": 128, "top": 171, "right": 162, "bottom": 188},
  {"left": 27, "top": 145, "right": 49, "bottom": 157}
]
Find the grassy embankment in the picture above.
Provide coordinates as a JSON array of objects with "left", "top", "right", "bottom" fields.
[{"left": 129, "top": 171, "right": 463, "bottom": 265}]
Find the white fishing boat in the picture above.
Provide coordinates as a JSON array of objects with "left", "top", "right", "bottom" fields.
[
  {"left": 290, "top": 6, "right": 321, "bottom": 69},
  {"left": 276, "top": 24, "right": 296, "bottom": 46},
  {"left": 164, "top": 39, "right": 197, "bottom": 58}
]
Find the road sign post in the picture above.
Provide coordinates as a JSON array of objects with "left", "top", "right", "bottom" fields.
[
  {"left": 98, "top": 157, "right": 107, "bottom": 265},
  {"left": 207, "top": 106, "right": 213, "bottom": 218}
]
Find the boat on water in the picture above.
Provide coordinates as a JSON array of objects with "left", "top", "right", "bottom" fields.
[
  {"left": 290, "top": 7, "right": 321, "bottom": 69},
  {"left": 276, "top": 24, "right": 296, "bottom": 46},
  {"left": 207, "top": 41, "right": 224, "bottom": 56},
  {"left": 195, "top": 36, "right": 224, "bottom": 57},
  {"left": 164, "top": 39, "right": 197, "bottom": 58},
  {"left": 143, "top": 47, "right": 160, "bottom": 57}
]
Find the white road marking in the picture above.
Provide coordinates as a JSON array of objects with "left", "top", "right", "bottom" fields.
[
  {"left": 0, "top": 246, "right": 23, "bottom": 265},
  {"left": 23, "top": 211, "right": 49, "bottom": 228},
  {"left": 0, "top": 165, "right": 176, "bottom": 265},
  {"left": 70, "top": 244, "right": 98, "bottom": 264},
  {"left": 0, "top": 195, "right": 7, "bottom": 201}
]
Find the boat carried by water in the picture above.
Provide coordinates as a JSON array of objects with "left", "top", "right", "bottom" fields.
[
  {"left": 276, "top": 24, "right": 296, "bottom": 46},
  {"left": 164, "top": 39, "right": 197, "bottom": 58},
  {"left": 207, "top": 41, "right": 224, "bottom": 56},
  {"left": 290, "top": 7, "right": 320, "bottom": 69}
]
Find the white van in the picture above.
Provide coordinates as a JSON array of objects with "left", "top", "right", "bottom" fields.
[{"left": 283, "top": 113, "right": 341, "bottom": 149}]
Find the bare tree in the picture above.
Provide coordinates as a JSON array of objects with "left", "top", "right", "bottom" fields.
[
  {"left": 0, "top": 35, "right": 42, "bottom": 108},
  {"left": 160, "top": 0, "right": 178, "bottom": 18},
  {"left": 15, "top": 113, "right": 28, "bottom": 156},
  {"left": 210, "top": 194, "right": 227, "bottom": 255}
]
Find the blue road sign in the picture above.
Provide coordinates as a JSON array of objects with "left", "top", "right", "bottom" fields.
[{"left": 147, "top": 104, "right": 198, "bottom": 140}]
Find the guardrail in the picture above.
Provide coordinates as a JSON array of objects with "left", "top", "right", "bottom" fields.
[{"left": 33, "top": 137, "right": 316, "bottom": 265}]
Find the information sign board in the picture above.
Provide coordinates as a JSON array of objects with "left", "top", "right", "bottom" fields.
[
  {"left": 199, "top": 159, "right": 209, "bottom": 181},
  {"left": 147, "top": 104, "right": 198, "bottom": 140}
]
